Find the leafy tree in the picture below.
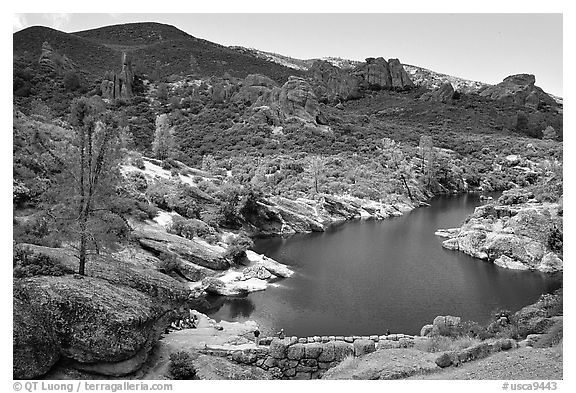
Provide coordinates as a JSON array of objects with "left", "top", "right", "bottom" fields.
[
  {"left": 201, "top": 154, "right": 218, "bottom": 173},
  {"left": 37, "top": 97, "right": 132, "bottom": 275},
  {"left": 29, "top": 99, "right": 54, "bottom": 121},
  {"left": 63, "top": 71, "right": 81, "bottom": 91},
  {"left": 156, "top": 82, "right": 169, "bottom": 102},
  {"left": 152, "top": 114, "right": 175, "bottom": 160},
  {"left": 542, "top": 126, "right": 557, "bottom": 141}
]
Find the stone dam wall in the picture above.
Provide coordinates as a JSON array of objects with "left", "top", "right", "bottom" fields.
[{"left": 201, "top": 333, "right": 419, "bottom": 380}]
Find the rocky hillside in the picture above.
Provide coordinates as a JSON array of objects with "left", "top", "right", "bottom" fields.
[
  {"left": 403, "top": 64, "right": 488, "bottom": 94},
  {"left": 14, "top": 23, "right": 303, "bottom": 84},
  {"left": 12, "top": 21, "right": 563, "bottom": 380},
  {"left": 231, "top": 46, "right": 562, "bottom": 105}
]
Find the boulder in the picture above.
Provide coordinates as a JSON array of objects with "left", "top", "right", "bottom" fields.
[
  {"left": 251, "top": 76, "right": 324, "bottom": 125},
  {"left": 388, "top": 58, "right": 415, "bottom": 90},
  {"left": 318, "top": 342, "right": 336, "bottom": 362},
  {"left": 494, "top": 255, "right": 529, "bottom": 270},
  {"left": 496, "top": 338, "right": 514, "bottom": 350},
  {"left": 307, "top": 60, "right": 362, "bottom": 102},
  {"left": 479, "top": 74, "right": 556, "bottom": 108},
  {"left": 455, "top": 342, "right": 492, "bottom": 364},
  {"left": 435, "top": 353, "right": 452, "bottom": 368},
  {"left": 13, "top": 297, "right": 60, "bottom": 379},
  {"left": 525, "top": 334, "right": 543, "bottom": 347},
  {"left": 14, "top": 275, "right": 174, "bottom": 372},
  {"left": 353, "top": 339, "right": 376, "bottom": 357},
  {"left": 304, "top": 343, "right": 323, "bottom": 359},
  {"left": 433, "top": 315, "right": 461, "bottom": 327},
  {"left": 420, "top": 82, "right": 455, "bottom": 103},
  {"left": 13, "top": 243, "right": 190, "bottom": 377},
  {"left": 332, "top": 341, "right": 354, "bottom": 362},
  {"left": 354, "top": 57, "right": 392, "bottom": 88},
  {"left": 287, "top": 344, "right": 305, "bottom": 360},
  {"left": 135, "top": 225, "right": 230, "bottom": 270},
  {"left": 431, "top": 316, "right": 462, "bottom": 336},
  {"left": 269, "top": 338, "right": 291, "bottom": 359},
  {"left": 420, "top": 324, "right": 434, "bottom": 337},
  {"left": 537, "top": 252, "right": 563, "bottom": 273},
  {"left": 278, "top": 76, "right": 322, "bottom": 123},
  {"left": 233, "top": 74, "right": 277, "bottom": 105},
  {"left": 353, "top": 57, "right": 414, "bottom": 90}
]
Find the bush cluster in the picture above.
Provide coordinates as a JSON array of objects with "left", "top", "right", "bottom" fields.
[
  {"left": 146, "top": 179, "right": 201, "bottom": 219},
  {"left": 13, "top": 246, "right": 69, "bottom": 278},
  {"left": 167, "top": 217, "right": 212, "bottom": 240},
  {"left": 169, "top": 351, "right": 196, "bottom": 380},
  {"left": 224, "top": 235, "right": 254, "bottom": 265}
]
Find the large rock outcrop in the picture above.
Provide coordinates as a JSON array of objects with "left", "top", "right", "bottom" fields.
[
  {"left": 209, "top": 77, "right": 239, "bottom": 104},
  {"left": 436, "top": 195, "right": 563, "bottom": 272},
  {"left": 307, "top": 60, "right": 362, "bottom": 103},
  {"left": 419, "top": 82, "right": 455, "bottom": 103},
  {"left": 101, "top": 52, "right": 135, "bottom": 100},
  {"left": 277, "top": 76, "right": 322, "bottom": 123},
  {"left": 479, "top": 74, "right": 556, "bottom": 109},
  {"left": 133, "top": 224, "right": 231, "bottom": 271},
  {"left": 354, "top": 57, "right": 414, "bottom": 90},
  {"left": 13, "top": 244, "right": 191, "bottom": 378},
  {"left": 233, "top": 74, "right": 278, "bottom": 105},
  {"left": 244, "top": 194, "right": 415, "bottom": 237},
  {"left": 13, "top": 297, "right": 61, "bottom": 379},
  {"left": 38, "top": 41, "right": 76, "bottom": 75},
  {"left": 388, "top": 58, "right": 415, "bottom": 89},
  {"left": 250, "top": 76, "right": 325, "bottom": 125}
]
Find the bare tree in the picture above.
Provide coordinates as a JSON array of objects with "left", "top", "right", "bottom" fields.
[
  {"left": 419, "top": 135, "right": 436, "bottom": 188},
  {"left": 381, "top": 138, "right": 414, "bottom": 201},
  {"left": 307, "top": 156, "right": 326, "bottom": 194}
]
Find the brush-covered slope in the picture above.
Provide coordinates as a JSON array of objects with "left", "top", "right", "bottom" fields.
[{"left": 14, "top": 23, "right": 303, "bottom": 84}]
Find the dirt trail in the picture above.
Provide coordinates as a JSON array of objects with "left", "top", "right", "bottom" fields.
[{"left": 410, "top": 346, "right": 563, "bottom": 380}]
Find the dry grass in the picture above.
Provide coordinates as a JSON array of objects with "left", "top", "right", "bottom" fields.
[
  {"left": 413, "top": 336, "right": 481, "bottom": 353},
  {"left": 533, "top": 320, "right": 563, "bottom": 348},
  {"left": 332, "top": 355, "right": 360, "bottom": 373}
]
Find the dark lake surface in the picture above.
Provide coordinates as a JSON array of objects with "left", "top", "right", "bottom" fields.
[{"left": 205, "top": 193, "right": 561, "bottom": 337}]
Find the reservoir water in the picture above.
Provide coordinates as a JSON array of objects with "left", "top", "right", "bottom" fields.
[{"left": 205, "top": 193, "right": 561, "bottom": 337}]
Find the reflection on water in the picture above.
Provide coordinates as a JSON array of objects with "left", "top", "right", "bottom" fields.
[
  {"left": 206, "top": 193, "right": 561, "bottom": 337},
  {"left": 204, "top": 295, "right": 256, "bottom": 319}
]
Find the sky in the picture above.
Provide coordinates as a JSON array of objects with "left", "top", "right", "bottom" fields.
[{"left": 13, "top": 13, "right": 563, "bottom": 96}]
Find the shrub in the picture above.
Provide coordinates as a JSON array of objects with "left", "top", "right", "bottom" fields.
[
  {"left": 167, "top": 217, "right": 211, "bottom": 240},
  {"left": 13, "top": 215, "right": 61, "bottom": 248},
  {"left": 157, "top": 252, "right": 179, "bottom": 274},
  {"left": 63, "top": 71, "right": 81, "bottom": 91},
  {"left": 547, "top": 226, "right": 563, "bottom": 254},
  {"left": 146, "top": 180, "right": 201, "bottom": 219},
  {"left": 13, "top": 246, "right": 69, "bottom": 278},
  {"left": 223, "top": 235, "right": 254, "bottom": 265},
  {"left": 135, "top": 201, "right": 159, "bottom": 220},
  {"left": 131, "top": 155, "right": 145, "bottom": 170},
  {"left": 414, "top": 336, "right": 480, "bottom": 353},
  {"left": 13, "top": 179, "right": 32, "bottom": 206},
  {"left": 533, "top": 320, "right": 563, "bottom": 348},
  {"left": 169, "top": 351, "right": 196, "bottom": 380}
]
